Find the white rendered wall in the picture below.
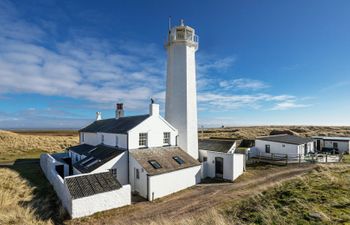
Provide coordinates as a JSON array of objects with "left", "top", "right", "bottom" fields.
[
  {"left": 323, "top": 140, "right": 350, "bottom": 153},
  {"left": 92, "top": 151, "right": 129, "bottom": 185},
  {"left": 165, "top": 41, "right": 199, "bottom": 159},
  {"left": 148, "top": 166, "right": 201, "bottom": 201},
  {"left": 203, "top": 151, "right": 237, "bottom": 181},
  {"left": 97, "top": 133, "right": 127, "bottom": 148},
  {"left": 128, "top": 115, "right": 178, "bottom": 149},
  {"left": 255, "top": 140, "right": 313, "bottom": 156},
  {"left": 70, "top": 184, "right": 131, "bottom": 219},
  {"left": 129, "top": 155, "right": 148, "bottom": 199},
  {"left": 80, "top": 132, "right": 98, "bottom": 146},
  {"left": 233, "top": 154, "right": 244, "bottom": 180}
]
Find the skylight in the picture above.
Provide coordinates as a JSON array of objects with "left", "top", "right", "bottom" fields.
[
  {"left": 148, "top": 160, "right": 162, "bottom": 169},
  {"left": 173, "top": 156, "right": 185, "bottom": 165}
]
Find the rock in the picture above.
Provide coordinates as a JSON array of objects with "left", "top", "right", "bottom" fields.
[{"left": 308, "top": 212, "right": 323, "bottom": 220}]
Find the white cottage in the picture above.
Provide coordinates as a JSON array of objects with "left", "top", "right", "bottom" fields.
[
  {"left": 313, "top": 136, "right": 350, "bottom": 154},
  {"left": 255, "top": 134, "right": 314, "bottom": 157}
]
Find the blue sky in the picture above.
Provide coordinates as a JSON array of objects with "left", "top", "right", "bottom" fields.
[{"left": 0, "top": 0, "right": 350, "bottom": 129}]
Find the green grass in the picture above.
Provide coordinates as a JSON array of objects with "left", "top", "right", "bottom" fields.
[
  {"left": 222, "top": 164, "right": 350, "bottom": 225},
  {"left": 0, "top": 149, "right": 49, "bottom": 163}
]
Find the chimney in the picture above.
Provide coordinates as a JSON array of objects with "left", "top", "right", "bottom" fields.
[
  {"left": 149, "top": 99, "right": 159, "bottom": 116},
  {"left": 96, "top": 112, "right": 102, "bottom": 121},
  {"left": 116, "top": 103, "right": 124, "bottom": 119}
]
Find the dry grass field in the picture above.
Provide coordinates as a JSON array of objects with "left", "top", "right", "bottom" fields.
[
  {"left": 0, "top": 130, "right": 78, "bottom": 162},
  {"left": 200, "top": 126, "right": 350, "bottom": 140}
]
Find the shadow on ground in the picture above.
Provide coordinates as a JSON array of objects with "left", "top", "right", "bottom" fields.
[{"left": 0, "top": 158, "right": 68, "bottom": 225}]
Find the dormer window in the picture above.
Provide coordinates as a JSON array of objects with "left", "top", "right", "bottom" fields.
[
  {"left": 163, "top": 132, "right": 170, "bottom": 145},
  {"left": 139, "top": 133, "right": 148, "bottom": 147}
]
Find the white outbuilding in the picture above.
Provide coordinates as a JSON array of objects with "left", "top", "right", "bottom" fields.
[
  {"left": 312, "top": 136, "right": 350, "bottom": 154},
  {"left": 255, "top": 134, "right": 314, "bottom": 157},
  {"left": 199, "top": 139, "right": 244, "bottom": 181}
]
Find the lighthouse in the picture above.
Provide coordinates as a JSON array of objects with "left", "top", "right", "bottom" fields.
[{"left": 165, "top": 19, "right": 199, "bottom": 159}]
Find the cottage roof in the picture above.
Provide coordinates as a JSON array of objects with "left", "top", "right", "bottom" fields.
[
  {"left": 73, "top": 144, "right": 125, "bottom": 173},
  {"left": 130, "top": 146, "right": 200, "bottom": 176},
  {"left": 198, "top": 139, "right": 235, "bottom": 153},
  {"left": 65, "top": 172, "right": 121, "bottom": 199},
  {"left": 257, "top": 134, "right": 312, "bottom": 145},
  {"left": 79, "top": 114, "right": 150, "bottom": 134}
]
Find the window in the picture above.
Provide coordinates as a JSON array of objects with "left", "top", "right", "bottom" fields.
[
  {"left": 163, "top": 132, "right": 170, "bottom": 145},
  {"left": 173, "top": 156, "right": 185, "bottom": 165},
  {"left": 148, "top": 160, "right": 162, "bottom": 169},
  {"left": 136, "top": 169, "right": 140, "bottom": 179},
  {"left": 75, "top": 155, "right": 79, "bottom": 162},
  {"left": 110, "top": 168, "right": 117, "bottom": 177},
  {"left": 282, "top": 144, "right": 285, "bottom": 147},
  {"left": 81, "top": 133, "right": 85, "bottom": 142},
  {"left": 265, "top": 145, "right": 270, "bottom": 153},
  {"left": 203, "top": 156, "right": 208, "bottom": 162},
  {"left": 139, "top": 133, "right": 148, "bottom": 147},
  {"left": 101, "top": 135, "right": 104, "bottom": 144},
  {"left": 115, "top": 136, "right": 119, "bottom": 147}
]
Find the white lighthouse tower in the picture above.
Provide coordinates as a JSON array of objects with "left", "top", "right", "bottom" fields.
[{"left": 165, "top": 19, "right": 199, "bottom": 159}]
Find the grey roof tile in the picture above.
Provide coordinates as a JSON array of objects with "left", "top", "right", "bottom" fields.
[
  {"left": 198, "top": 139, "right": 235, "bottom": 153},
  {"left": 65, "top": 172, "right": 122, "bottom": 199},
  {"left": 257, "top": 134, "right": 312, "bottom": 145}
]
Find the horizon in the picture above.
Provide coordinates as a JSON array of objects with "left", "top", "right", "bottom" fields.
[{"left": 1, "top": 0, "right": 350, "bottom": 129}]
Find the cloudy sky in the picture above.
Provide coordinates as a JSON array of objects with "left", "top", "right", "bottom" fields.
[{"left": 0, "top": 0, "right": 350, "bottom": 129}]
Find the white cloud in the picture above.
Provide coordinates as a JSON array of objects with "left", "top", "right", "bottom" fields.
[
  {"left": 219, "top": 78, "right": 269, "bottom": 90},
  {"left": 270, "top": 101, "right": 310, "bottom": 110}
]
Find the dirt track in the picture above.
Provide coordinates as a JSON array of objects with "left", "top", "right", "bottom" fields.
[{"left": 71, "top": 164, "right": 318, "bottom": 225}]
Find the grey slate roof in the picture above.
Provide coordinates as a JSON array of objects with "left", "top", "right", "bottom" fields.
[
  {"left": 198, "top": 139, "right": 235, "bottom": 153},
  {"left": 257, "top": 134, "right": 312, "bottom": 145},
  {"left": 73, "top": 144, "right": 125, "bottom": 173},
  {"left": 130, "top": 146, "right": 201, "bottom": 176},
  {"left": 65, "top": 172, "right": 122, "bottom": 199},
  {"left": 79, "top": 114, "right": 149, "bottom": 134},
  {"left": 68, "top": 144, "right": 95, "bottom": 156}
]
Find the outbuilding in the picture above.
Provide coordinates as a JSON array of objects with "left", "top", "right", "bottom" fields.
[
  {"left": 313, "top": 136, "right": 350, "bottom": 154},
  {"left": 198, "top": 139, "right": 244, "bottom": 181},
  {"left": 255, "top": 134, "right": 314, "bottom": 157}
]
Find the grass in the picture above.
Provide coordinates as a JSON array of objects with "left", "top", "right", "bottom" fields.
[
  {"left": 0, "top": 130, "right": 78, "bottom": 162},
  {"left": 0, "top": 160, "right": 66, "bottom": 225}
]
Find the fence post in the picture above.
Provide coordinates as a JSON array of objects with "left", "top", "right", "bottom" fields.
[
  {"left": 299, "top": 154, "right": 301, "bottom": 165},
  {"left": 286, "top": 154, "right": 288, "bottom": 165},
  {"left": 326, "top": 154, "right": 328, "bottom": 163}
]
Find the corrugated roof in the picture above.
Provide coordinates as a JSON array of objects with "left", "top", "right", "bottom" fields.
[
  {"left": 312, "top": 136, "right": 350, "bottom": 141},
  {"left": 73, "top": 144, "right": 125, "bottom": 173},
  {"left": 79, "top": 114, "right": 149, "bottom": 134},
  {"left": 130, "top": 146, "right": 201, "bottom": 176},
  {"left": 198, "top": 139, "right": 235, "bottom": 153},
  {"left": 65, "top": 172, "right": 122, "bottom": 199},
  {"left": 257, "top": 134, "right": 312, "bottom": 145}
]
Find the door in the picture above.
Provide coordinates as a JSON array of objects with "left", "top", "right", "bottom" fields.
[
  {"left": 317, "top": 140, "right": 321, "bottom": 151},
  {"left": 215, "top": 157, "right": 224, "bottom": 178},
  {"left": 304, "top": 144, "right": 308, "bottom": 155}
]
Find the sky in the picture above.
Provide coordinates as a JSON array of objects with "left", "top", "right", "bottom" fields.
[{"left": 0, "top": 0, "right": 350, "bottom": 129}]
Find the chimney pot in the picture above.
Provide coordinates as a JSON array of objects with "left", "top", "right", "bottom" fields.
[{"left": 96, "top": 112, "right": 102, "bottom": 121}]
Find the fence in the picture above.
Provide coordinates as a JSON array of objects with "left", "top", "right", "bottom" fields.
[{"left": 247, "top": 151, "right": 343, "bottom": 165}]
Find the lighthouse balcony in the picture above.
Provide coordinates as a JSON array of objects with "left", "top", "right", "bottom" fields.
[{"left": 169, "top": 30, "right": 199, "bottom": 44}]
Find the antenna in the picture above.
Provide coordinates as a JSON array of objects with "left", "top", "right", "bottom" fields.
[{"left": 168, "top": 16, "right": 172, "bottom": 33}]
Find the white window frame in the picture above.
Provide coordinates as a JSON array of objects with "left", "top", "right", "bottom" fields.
[
  {"left": 163, "top": 132, "right": 170, "bottom": 145},
  {"left": 139, "top": 133, "right": 148, "bottom": 147}
]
